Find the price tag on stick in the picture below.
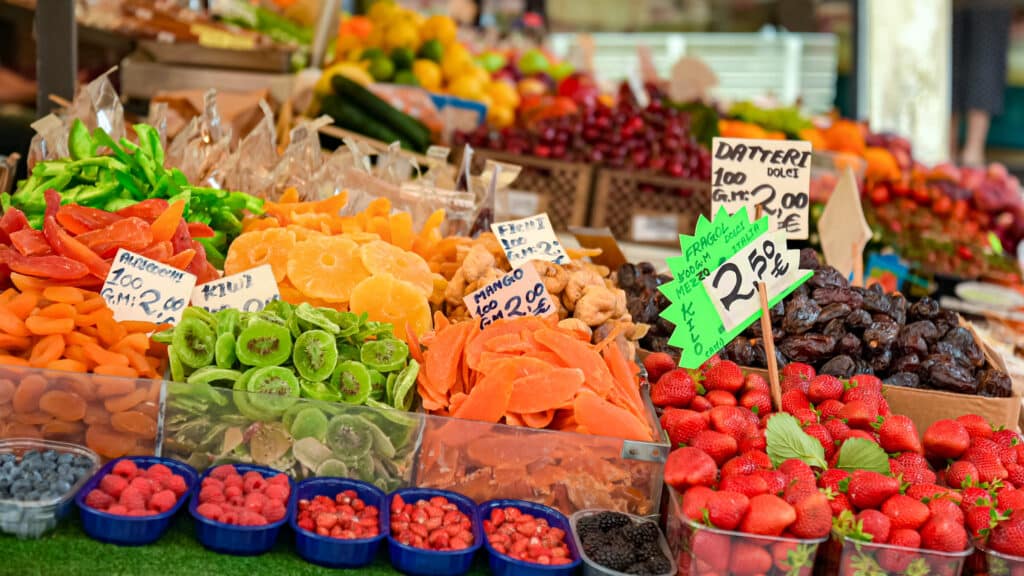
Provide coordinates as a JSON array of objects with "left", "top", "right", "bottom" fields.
[
  {"left": 710, "top": 137, "right": 813, "bottom": 239},
  {"left": 191, "top": 264, "right": 281, "bottom": 313},
  {"left": 491, "top": 213, "right": 570, "bottom": 268},
  {"left": 819, "top": 167, "right": 872, "bottom": 286},
  {"left": 102, "top": 249, "right": 197, "bottom": 326},
  {"left": 464, "top": 264, "right": 556, "bottom": 329},
  {"left": 660, "top": 207, "right": 812, "bottom": 369}
]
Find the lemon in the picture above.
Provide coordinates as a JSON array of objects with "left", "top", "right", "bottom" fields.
[
  {"left": 440, "top": 44, "right": 472, "bottom": 81},
  {"left": 487, "top": 104, "right": 515, "bottom": 129},
  {"left": 385, "top": 21, "right": 419, "bottom": 51},
  {"left": 485, "top": 80, "right": 520, "bottom": 108},
  {"left": 412, "top": 59, "right": 442, "bottom": 92},
  {"left": 368, "top": 1, "right": 398, "bottom": 24},
  {"left": 420, "top": 14, "right": 457, "bottom": 46},
  {"left": 447, "top": 75, "right": 484, "bottom": 100}
]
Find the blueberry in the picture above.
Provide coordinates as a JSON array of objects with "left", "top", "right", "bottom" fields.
[
  {"left": 57, "top": 453, "right": 74, "bottom": 465},
  {"left": 41, "top": 450, "right": 57, "bottom": 462}
]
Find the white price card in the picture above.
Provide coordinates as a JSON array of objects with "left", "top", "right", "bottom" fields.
[
  {"left": 191, "top": 264, "right": 280, "bottom": 313},
  {"left": 491, "top": 213, "right": 570, "bottom": 268},
  {"left": 102, "top": 249, "right": 197, "bottom": 325},
  {"left": 504, "top": 190, "right": 541, "bottom": 218},
  {"left": 632, "top": 213, "right": 679, "bottom": 243},
  {"left": 702, "top": 230, "right": 807, "bottom": 331},
  {"left": 463, "top": 264, "right": 556, "bottom": 329},
  {"left": 711, "top": 137, "right": 813, "bottom": 239}
]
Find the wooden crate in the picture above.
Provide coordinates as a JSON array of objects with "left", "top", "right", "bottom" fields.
[
  {"left": 589, "top": 168, "right": 711, "bottom": 246},
  {"left": 466, "top": 149, "right": 594, "bottom": 231}
]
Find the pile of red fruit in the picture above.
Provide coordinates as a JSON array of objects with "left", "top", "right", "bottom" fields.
[
  {"left": 390, "top": 494, "right": 474, "bottom": 552},
  {"left": 83, "top": 459, "right": 188, "bottom": 516},
  {"left": 295, "top": 490, "right": 380, "bottom": 540},
  {"left": 194, "top": 465, "right": 290, "bottom": 526},
  {"left": 483, "top": 506, "right": 573, "bottom": 566}
]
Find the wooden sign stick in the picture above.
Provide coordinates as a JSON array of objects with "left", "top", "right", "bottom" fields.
[
  {"left": 851, "top": 243, "right": 865, "bottom": 288},
  {"left": 754, "top": 205, "right": 782, "bottom": 409}
]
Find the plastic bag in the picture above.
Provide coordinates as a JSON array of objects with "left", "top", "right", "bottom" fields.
[
  {"left": 166, "top": 90, "right": 234, "bottom": 187},
  {"left": 222, "top": 100, "right": 278, "bottom": 198},
  {"left": 66, "top": 68, "right": 125, "bottom": 142},
  {"left": 471, "top": 159, "right": 522, "bottom": 236},
  {"left": 400, "top": 182, "right": 475, "bottom": 237},
  {"left": 267, "top": 115, "right": 332, "bottom": 201},
  {"left": 26, "top": 115, "right": 68, "bottom": 170}
]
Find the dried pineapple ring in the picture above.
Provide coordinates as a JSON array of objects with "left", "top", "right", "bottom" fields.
[
  {"left": 223, "top": 228, "right": 296, "bottom": 283},
  {"left": 358, "top": 240, "right": 434, "bottom": 299},
  {"left": 286, "top": 236, "right": 369, "bottom": 303},
  {"left": 349, "top": 273, "right": 432, "bottom": 341}
]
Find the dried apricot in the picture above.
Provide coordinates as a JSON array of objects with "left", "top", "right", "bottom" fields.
[
  {"left": 110, "top": 410, "right": 157, "bottom": 437},
  {"left": 28, "top": 333, "right": 65, "bottom": 367},
  {"left": 12, "top": 374, "right": 47, "bottom": 413},
  {"left": 86, "top": 423, "right": 136, "bottom": 458},
  {"left": 38, "top": 390, "right": 87, "bottom": 421},
  {"left": 287, "top": 236, "right": 369, "bottom": 303},
  {"left": 42, "top": 419, "right": 85, "bottom": 440},
  {"left": 104, "top": 387, "right": 147, "bottom": 413}
]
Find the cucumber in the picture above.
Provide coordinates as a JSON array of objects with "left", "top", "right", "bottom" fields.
[
  {"left": 330, "top": 75, "right": 431, "bottom": 151},
  {"left": 320, "top": 95, "right": 417, "bottom": 151}
]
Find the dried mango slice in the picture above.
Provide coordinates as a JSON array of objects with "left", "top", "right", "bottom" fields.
[
  {"left": 358, "top": 240, "right": 434, "bottom": 298},
  {"left": 287, "top": 237, "right": 368, "bottom": 303},
  {"left": 452, "top": 372, "right": 513, "bottom": 423},
  {"left": 349, "top": 273, "right": 431, "bottom": 341},
  {"left": 224, "top": 228, "right": 297, "bottom": 283},
  {"left": 572, "top": 393, "right": 652, "bottom": 441},
  {"left": 506, "top": 368, "right": 584, "bottom": 414}
]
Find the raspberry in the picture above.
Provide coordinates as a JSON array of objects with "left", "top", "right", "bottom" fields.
[
  {"left": 242, "top": 472, "right": 266, "bottom": 494},
  {"left": 112, "top": 459, "right": 139, "bottom": 479},
  {"left": 244, "top": 492, "right": 267, "bottom": 513},
  {"left": 84, "top": 489, "right": 114, "bottom": 511},
  {"left": 107, "top": 504, "right": 129, "bottom": 515},
  {"left": 262, "top": 501, "right": 287, "bottom": 523},
  {"left": 220, "top": 511, "right": 239, "bottom": 525},
  {"left": 264, "top": 484, "right": 290, "bottom": 502},
  {"left": 119, "top": 486, "right": 146, "bottom": 511},
  {"left": 144, "top": 463, "right": 173, "bottom": 479},
  {"left": 129, "top": 476, "right": 154, "bottom": 499},
  {"left": 268, "top": 473, "right": 289, "bottom": 487},
  {"left": 229, "top": 495, "right": 245, "bottom": 508},
  {"left": 99, "top": 474, "right": 128, "bottom": 499},
  {"left": 201, "top": 477, "right": 224, "bottom": 491},
  {"left": 198, "top": 487, "right": 226, "bottom": 505},
  {"left": 162, "top": 474, "right": 188, "bottom": 497},
  {"left": 127, "top": 509, "right": 155, "bottom": 517},
  {"left": 224, "top": 485, "right": 242, "bottom": 499},
  {"left": 196, "top": 503, "right": 224, "bottom": 521},
  {"left": 149, "top": 489, "right": 178, "bottom": 514},
  {"left": 223, "top": 474, "right": 244, "bottom": 491},
  {"left": 209, "top": 465, "right": 238, "bottom": 480},
  {"left": 238, "top": 510, "right": 268, "bottom": 526}
]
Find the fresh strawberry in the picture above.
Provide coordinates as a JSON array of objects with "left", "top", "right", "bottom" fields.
[
  {"left": 743, "top": 373, "right": 769, "bottom": 394},
  {"left": 997, "top": 487, "right": 1024, "bottom": 513},
  {"left": 824, "top": 418, "right": 852, "bottom": 443},
  {"left": 783, "top": 479, "right": 819, "bottom": 505},
  {"left": 755, "top": 469, "right": 787, "bottom": 496},
  {"left": 747, "top": 450, "right": 773, "bottom": 469},
  {"left": 945, "top": 460, "right": 978, "bottom": 489},
  {"left": 643, "top": 352, "right": 676, "bottom": 386},
  {"left": 706, "top": 490, "right": 750, "bottom": 530},
  {"left": 682, "top": 486, "right": 715, "bottom": 521},
  {"left": 876, "top": 414, "right": 923, "bottom": 454},
  {"left": 739, "top": 390, "right": 772, "bottom": 416},
  {"left": 803, "top": 423, "right": 836, "bottom": 458},
  {"left": 848, "top": 373, "right": 883, "bottom": 393},
  {"left": 689, "top": 395, "right": 712, "bottom": 412},
  {"left": 703, "top": 360, "right": 744, "bottom": 393},
  {"left": 780, "top": 389, "right": 811, "bottom": 414},
  {"left": 965, "top": 504, "right": 996, "bottom": 539},
  {"left": 907, "top": 483, "right": 960, "bottom": 504},
  {"left": 1006, "top": 463, "right": 1024, "bottom": 489},
  {"left": 790, "top": 408, "right": 819, "bottom": 426},
  {"left": 993, "top": 429, "right": 1020, "bottom": 449},
  {"left": 664, "top": 447, "right": 717, "bottom": 490},
  {"left": 928, "top": 497, "right": 965, "bottom": 524},
  {"left": 708, "top": 406, "right": 757, "bottom": 440},
  {"left": 720, "top": 474, "right": 770, "bottom": 498},
  {"left": 661, "top": 408, "right": 707, "bottom": 447},
  {"left": 789, "top": 491, "right": 832, "bottom": 539},
  {"left": 782, "top": 362, "right": 816, "bottom": 383},
  {"left": 704, "top": 389, "right": 737, "bottom": 407},
  {"left": 721, "top": 453, "right": 759, "bottom": 478},
  {"left": 839, "top": 399, "right": 877, "bottom": 430},
  {"left": 881, "top": 494, "right": 930, "bottom": 530},
  {"left": 919, "top": 514, "right": 968, "bottom": 552},
  {"left": 690, "top": 430, "right": 738, "bottom": 466},
  {"left": 807, "top": 374, "right": 844, "bottom": 404},
  {"left": 740, "top": 494, "right": 797, "bottom": 536},
  {"left": 738, "top": 431, "right": 768, "bottom": 454},
  {"left": 699, "top": 354, "right": 722, "bottom": 375},
  {"left": 728, "top": 541, "right": 773, "bottom": 575},
  {"left": 857, "top": 509, "right": 892, "bottom": 544},
  {"left": 845, "top": 429, "right": 878, "bottom": 444},
  {"left": 779, "top": 459, "right": 816, "bottom": 486},
  {"left": 956, "top": 414, "right": 994, "bottom": 440},
  {"left": 891, "top": 452, "right": 936, "bottom": 485},
  {"left": 691, "top": 528, "right": 731, "bottom": 573},
  {"left": 966, "top": 438, "right": 1010, "bottom": 483},
  {"left": 819, "top": 469, "right": 851, "bottom": 493},
  {"left": 650, "top": 369, "right": 696, "bottom": 408},
  {"left": 988, "top": 516, "right": 1024, "bottom": 557},
  {"left": 816, "top": 399, "right": 846, "bottom": 421},
  {"left": 877, "top": 528, "right": 921, "bottom": 572},
  {"left": 846, "top": 470, "right": 900, "bottom": 510},
  {"left": 827, "top": 491, "right": 854, "bottom": 516}
]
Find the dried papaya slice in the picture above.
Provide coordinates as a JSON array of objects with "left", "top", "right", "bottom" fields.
[
  {"left": 452, "top": 372, "right": 513, "bottom": 423},
  {"left": 533, "top": 328, "right": 615, "bottom": 397},
  {"left": 506, "top": 368, "right": 584, "bottom": 414},
  {"left": 572, "top": 393, "right": 651, "bottom": 441}
]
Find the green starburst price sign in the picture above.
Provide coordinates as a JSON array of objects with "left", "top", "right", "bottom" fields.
[{"left": 659, "top": 206, "right": 813, "bottom": 369}]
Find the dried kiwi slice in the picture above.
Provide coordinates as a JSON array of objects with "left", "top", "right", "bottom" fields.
[
  {"left": 295, "top": 303, "right": 340, "bottom": 334},
  {"left": 186, "top": 366, "right": 242, "bottom": 387},
  {"left": 360, "top": 340, "right": 408, "bottom": 373},
  {"left": 289, "top": 407, "right": 329, "bottom": 441},
  {"left": 385, "top": 373, "right": 398, "bottom": 405},
  {"left": 246, "top": 366, "right": 300, "bottom": 416},
  {"left": 263, "top": 299, "right": 293, "bottom": 321},
  {"left": 294, "top": 437, "right": 333, "bottom": 471},
  {"left": 368, "top": 370, "right": 385, "bottom": 401},
  {"left": 342, "top": 452, "right": 374, "bottom": 482},
  {"left": 331, "top": 361, "right": 372, "bottom": 405},
  {"left": 325, "top": 414, "right": 373, "bottom": 457},
  {"left": 236, "top": 320, "right": 293, "bottom": 367},
  {"left": 215, "top": 308, "right": 240, "bottom": 337},
  {"left": 299, "top": 378, "right": 343, "bottom": 403},
  {"left": 363, "top": 418, "right": 396, "bottom": 458},
  {"left": 391, "top": 359, "right": 419, "bottom": 411},
  {"left": 317, "top": 459, "right": 349, "bottom": 477},
  {"left": 215, "top": 332, "right": 237, "bottom": 369},
  {"left": 324, "top": 309, "right": 359, "bottom": 337},
  {"left": 287, "top": 310, "right": 302, "bottom": 340},
  {"left": 233, "top": 368, "right": 276, "bottom": 421},
  {"left": 337, "top": 343, "right": 361, "bottom": 362},
  {"left": 293, "top": 330, "right": 338, "bottom": 382},
  {"left": 183, "top": 306, "right": 217, "bottom": 329},
  {"left": 172, "top": 317, "right": 217, "bottom": 369},
  {"left": 168, "top": 345, "right": 186, "bottom": 382}
]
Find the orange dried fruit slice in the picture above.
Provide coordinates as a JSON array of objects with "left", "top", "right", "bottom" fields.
[
  {"left": 287, "top": 237, "right": 368, "bottom": 303},
  {"left": 358, "top": 240, "right": 433, "bottom": 298},
  {"left": 224, "top": 228, "right": 297, "bottom": 283},
  {"left": 349, "top": 273, "right": 432, "bottom": 340},
  {"left": 285, "top": 225, "right": 326, "bottom": 243}
]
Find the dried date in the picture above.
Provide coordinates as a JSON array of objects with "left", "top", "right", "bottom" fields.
[
  {"left": 799, "top": 248, "right": 821, "bottom": 270},
  {"left": 889, "top": 293, "right": 907, "bottom": 326},
  {"left": 823, "top": 319, "right": 846, "bottom": 340},
  {"left": 927, "top": 360, "right": 978, "bottom": 394},
  {"left": 885, "top": 372, "right": 922, "bottom": 389},
  {"left": 933, "top": 310, "right": 960, "bottom": 339},
  {"left": 820, "top": 355, "right": 856, "bottom": 378},
  {"left": 845, "top": 309, "right": 873, "bottom": 331},
  {"left": 778, "top": 334, "right": 836, "bottom": 363},
  {"left": 940, "top": 327, "right": 984, "bottom": 367},
  {"left": 908, "top": 297, "right": 940, "bottom": 321},
  {"left": 868, "top": 348, "right": 892, "bottom": 373},
  {"left": 808, "top": 266, "right": 847, "bottom": 290},
  {"left": 817, "top": 303, "right": 852, "bottom": 325},
  {"left": 853, "top": 359, "right": 874, "bottom": 375},
  {"left": 890, "top": 353, "right": 921, "bottom": 375},
  {"left": 978, "top": 369, "right": 1013, "bottom": 398},
  {"left": 860, "top": 285, "right": 891, "bottom": 315},
  {"left": 783, "top": 300, "right": 820, "bottom": 335},
  {"left": 812, "top": 288, "right": 863, "bottom": 309},
  {"left": 864, "top": 316, "right": 899, "bottom": 350},
  {"left": 837, "top": 333, "right": 863, "bottom": 357},
  {"left": 721, "top": 337, "right": 756, "bottom": 367}
]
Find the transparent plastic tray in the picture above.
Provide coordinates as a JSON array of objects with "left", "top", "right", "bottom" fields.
[
  {"left": 815, "top": 530, "right": 973, "bottom": 576},
  {"left": 966, "top": 545, "right": 1024, "bottom": 576},
  {"left": 570, "top": 509, "right": 675, "bottom": 576}
]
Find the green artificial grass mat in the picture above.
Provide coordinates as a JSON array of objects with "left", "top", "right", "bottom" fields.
[{"left": 0, "top": 514, "right": 492, "bottom": 576}]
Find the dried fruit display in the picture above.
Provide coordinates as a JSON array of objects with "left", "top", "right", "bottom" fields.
[
  {"left": 82, "top": 460, "right": 188, "bottom": 516},
  {"left": 719, "top": 249, "right": 1012, "bottom": 396},
  {"left": 617, "top": 262, "right": 674, "bottom": 353}
]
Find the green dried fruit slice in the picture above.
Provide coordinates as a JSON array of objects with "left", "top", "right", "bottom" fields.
[
  {"left": 385, "top": 373, "right": 398, "bottom": 405},
  {"left": 368, "top": 369, "right": 385, "bottom": 401},
  {"left": 233, "top": 368, "right": 276, "bottom": 421},
  {"left": 168, "top": 345, "right": 186, "bottom": 382},
  {"left": 289, "top": 407, "right": 329, "bottom": 441},
  {"left": 293, "top": 330, "right": 338, "bottom": 382},
  {"left": 172, "top": 317, "right": 216, "bottom": 369},
  {"left": 215, "top": 332, "right": 237, "bottom": 369},
  {"left": 186, "top": 366, "right": 242, "bottom": 387},
  {"left": 316, "top": 459, "right": 350, "bottom": 477},
  {"left": 325, "top": 414, "right": 373, "bottom": 457},
  {"left": 338, "top": 343, "right": 361, "bottom": 362},
  {"left": 360, "top": 339, "right": 408, "bottom": 372},
  {"left": 215, "top": 308, "right": 240, "bottom": 337},
  {"left": 299, "top": 378, "right": 343, "bottom": 403},
  {"left": 331, "top": 361, "right": 371, "bottom": 405},
  {"left": 246, "top": 365, "right": 300, "bottom": 416},
  {"left": 391, "top": 359, "right": 419, "bottom": 411},
  {"left": 183, "top": 306, "right": 217, "bottom": 329},
  {"left": 364, "top": 418, "right": 395, "bottom": 458},
  {"left": 294, "top": 437, "right": 333, "bottom": 471},
  {"left": 236, "top": 320, "right": 292, "bottom": 367},
  {"left": 295, "top": 303, "right": 340, "bottom": 334}
]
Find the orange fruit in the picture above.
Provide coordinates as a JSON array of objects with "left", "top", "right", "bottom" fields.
[
  {"left": 286, "top": 237, "right": 369, "bottom": 303},
  {"left": 359, "top": 240, "right": 434, "bottom": 298},
  {"left": 224, "top": 228, "right": 297, "bottom": 283},
  {"left": 349, "top": 273, "right": 432, "bottom": 340}
]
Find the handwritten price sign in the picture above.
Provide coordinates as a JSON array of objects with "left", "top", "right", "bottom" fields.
[
  {"left": 191, "top": 264, "right": 280, "bottom": 313},
  {"left": 660, "top": 207, "right": 812, "bottom": 368},
  {"left": 491, "top": 213, "right": 569, "bottom": 268},
  {"left": 711, "top": 138, "right": 812, "bottom": 239},
  {"left": 464, "top": 265, "right": 555, "bottom": 329},
  {"left": 102, "top": 249, "right": 197, "bottom": 325}
]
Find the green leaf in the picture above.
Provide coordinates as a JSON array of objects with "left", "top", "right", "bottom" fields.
[
  {"left": 765, "top": 413, "right": 827, "bottom": 469},
  {"left": 835, "top": 438, "right": 890, "bottom": 474}
]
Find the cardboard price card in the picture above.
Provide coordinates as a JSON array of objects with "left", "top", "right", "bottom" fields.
[
  {"left": 491, "top": 213, "right": 570, "bottom": 268},
  {"left": 819, "top": 167, "right": 872, "bottom": 282},
  {"left": 711, "top": 137, "right": 813, "bottom": 239},
  {"left": 102, "top": 249, "right": 198, "bottom": 325},
  {"left": 463, "top": 264, "right": 556, "bottom": 328},
  {"left": 660, "top": 207, "right": 813, "bottom": 369},
  {"left": 191, "top": 264, "right": 281, "bottom": 313}
]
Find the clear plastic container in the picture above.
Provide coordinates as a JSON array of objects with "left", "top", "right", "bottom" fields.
[
  {"left": 479, "top": 499, "right": 581, "bottom": 576},
  {"left": 291, "top": 477, "right": 388, "bottom": 569},
  {"left": 570, "top": 509, "right": 676, "bottom": 576},
  {"left": 815, "top": 530, "right": 973, "bottom": 576},
  {"left": 76, "top": 456, "right": 198, "bottom": 546},
  {"left": 966, "top": 545, "right": 1024, "bottom": 576},
  {"left": 0, "top": 438, "right": 100, "bottom": 538},
  {"left": 387, "top": 487, "right": 482, "bottom": 576},
  {"left": 664, "top": 487, "right": 826, "bottom": 576}
]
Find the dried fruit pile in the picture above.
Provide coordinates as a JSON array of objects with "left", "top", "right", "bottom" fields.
[
  {"left": 483, "top": 505, "right": 573, "bottom": 566},
  {"left": 195, "top": 464, "right": 290, "bottom": 526},
  {"left": 1, "top": 192, "right": 219, "bottom": 289},
  {"left": 389, "top": 493, "right": 474, "bottom": 551},
  {"left": 574, "top": 511, "right": 672, "bottom": 575},
  {"left": 720, "top": 251, "right": 1013, "bottom": 396},
  {"left": 295, "top": 489, "right": 380, "bottom": 540},
  {"left": 415, "top": 315, "right": 652, "bottom": 440},
  {"left": 0, "top": 448, "right": 94, "bottom": 501},
  {"left": 83, "top": 459, "right": 188, "bottom": 516},
  {"left": 616, "top": 262, "right": 673, "bottom": 353},
  {"left": 155, "top": 302, "right": 419, "bottom": 412}
]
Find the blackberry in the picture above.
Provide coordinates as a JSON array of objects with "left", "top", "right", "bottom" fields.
[
  {"left": 624, "top": 563, "right": 649, "bottom": 575},
  {"left": 624, "top": 521, "right": 661, "bottom": 546},
  {"left": 636, "top": 541, "right": 663, "bottom": 562},
  {"left": 591, "top": 545, "right": 634, "bottom": 572},
  {"left": 647, "top": 555, "right": 672, "bottom": 574},
  {"left": 596, "top": 511, "right": 632, "bottom": 532},
  {"left": 576, "top": 515, "right": 602, "bottom": 542}
]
